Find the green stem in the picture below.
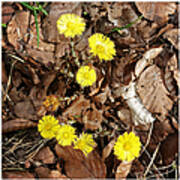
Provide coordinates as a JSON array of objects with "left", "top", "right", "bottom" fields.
[{"left": 111, "top": 15, "right": 143, "bottom": 33}]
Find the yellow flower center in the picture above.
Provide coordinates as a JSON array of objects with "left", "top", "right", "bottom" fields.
[
  {"left": 63, "top": 132, "right": 69, "bottom": 139},
  {"left": 96, "top": 44, "right": 105, "bottom": 54},
  {"left": 67, "top": 22, "right": 75, "bottom": 30},
  {"left": 123, "top": 142, "right": 131, "bottom": 151},
  {"left": 45, "top": 123, "right": 52, "bottom": 131},
  {"left": 83, "top": 72, "right": 90, "bottom": 79}
]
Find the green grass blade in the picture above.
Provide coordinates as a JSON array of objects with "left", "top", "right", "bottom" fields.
[
  {"left": 2, "top": 23, "right": 7, "bottom": 28},
  {"left": 20, "top": 2, "right": 34, "bottom": 11},
  {"left": 33, "top": 9, "right": 40, "bottom": 48}
]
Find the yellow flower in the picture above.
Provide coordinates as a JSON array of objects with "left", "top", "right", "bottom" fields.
[
  {"left": 88, "top": 33, "right": 116, "bottom": 61},
  {"left": 43, "top": 95, "right": 60, "bottom": 112},
  {"left": 56, "top": 13, "right": 86, "bottom": 38},
  {"left": 38, "top": 115, "right": 60, "bottom": 139},
  {"left": 76, "top": 66, "right": 96, "bottom": 87},
  {"left": 74, "top": 133, "right": 96, "bottom": 156},
  {"left": 56, "top": 124, "right": 77, "bottom": 146},
  {"left": 114, "top": 132, "right": 141, "bottom": 162}
]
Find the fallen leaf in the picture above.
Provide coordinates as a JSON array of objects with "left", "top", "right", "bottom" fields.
[
  {"left": 2, "top": 119, "right": 37, "bottom": 133},
  {"left": 163, "top": 28, "right": 179, "bottom": 49},
  {"left": 2, "top": 3, "right": 15, "bottom": 24},
  {"left": 63, "top": 95, "right": 90, "bottom": 119},
  {"left": 3, "top": 171, "right": 35, "bottom": 179},
  {"left": 33, "top": 146, "right": 55, "bottom": 164},
  {"left": 14, "top": 100, "right": 37, "bottom": 120},
  {"left": 115, "top": 161, "right": 132, "bottom": 179},
  {"left": 102, "top": 139, "right": 116, "bottom": 161},
  {"left": 35, "top": 166, "right": 50, "bottom": 178},
  {"left": 55, "top": 144, "right": 106, "bottom": 178},
  {"left": 136, "top": 2, "right": 177, "bottom": 24},
  {"left": 49, "top": 170, "right": 68, "bottom": 179},
  {"left": 137, "top": 64, "right": 173, "bottom": 116},
  {"left": 7, "top": 11, "right": 30, "bottom": 51},
  {"left": 160, "top": 132, "right": 178, "bottom": 165},
  {"left": 82, "top": 103, "right": 103, "bottom": 130},
  {"left": 106, "top": 2, "right": 138, "bottom": 27}
]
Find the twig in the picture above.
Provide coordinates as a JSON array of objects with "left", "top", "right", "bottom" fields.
[
  {"left": 140, "top": 122, "right": 154, "bottom": 155},
  {"left": 3, "top": 60, "right": 18, "bottom": 102},
  {"left": 144, "top": 143, "right": 161, "bottom": 177}
]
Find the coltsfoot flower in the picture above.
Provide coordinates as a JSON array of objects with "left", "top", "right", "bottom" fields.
[
  {"left": 56, "top": 124, "right": 77, "bottom": 146},
  {"left": 76, "top": 65, "right": 96, "bottom": 87},
  {"left": 74, "top": 133, "right": 96, "bottom": 156},
  {"left": 114, "top": 132, "right": 141, "bottom": 162},
  {"left": 57, "top": 13, "right": 86, "bottom": 38},
  {"left": 88, "top": 33, "right": 116, "bottom": 61},
  {"left": 38, "top": 115, "right": 60, "bottom": 139},
  {"left": 43, "top": 95, "right": 60, "bottom": 112}
]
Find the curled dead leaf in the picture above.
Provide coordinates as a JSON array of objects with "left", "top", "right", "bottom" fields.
[
  {"left": 2, "top": 119, "right": 37, "bottom": 133},
  {"left": 136, "top": 2, "right": 177, "bottom": 24}
]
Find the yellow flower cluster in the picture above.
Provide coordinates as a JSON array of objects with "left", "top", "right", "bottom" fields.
[
  {"left": 113, "top": 132, "right": 141, "bottom": 162},
  {"left": 56, "top": 13, "right": 86, "bottom": 38},
  {"left": 43, "top": 95, "right": 60, "bottom": 112},
  {"left": 38, "top": 115, "right": 96, "bottom": 156},
  {"left": 76, "top": 65, "right": 96, "bottom": 87}
]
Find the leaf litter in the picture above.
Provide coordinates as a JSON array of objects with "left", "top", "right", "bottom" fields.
[{"left": 2, "top": 2, "right": 179, "bottom": 179}]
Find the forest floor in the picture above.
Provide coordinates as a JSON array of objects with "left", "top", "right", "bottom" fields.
[{"left": 2, "top": 2, "right": 179, "bottom": 179}]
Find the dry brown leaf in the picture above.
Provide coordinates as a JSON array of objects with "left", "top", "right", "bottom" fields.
[
  {"left": 55, "top": 144, "right": 106, "bottom": 178},
  {"left": 3, "top": 171, "right": 35, "bottom": 179},
  {"left": 117, "top": 108, "right": 132, "bottom": 128},
  {"left": 163, "top": 28, "right": 179, "bottom": 49},
  {"left": 63, "top": 95, "right": 90, "bottom": 118},
  {"left": 14, "top": 100, "right": 37, "bottom": 120},
  {"left": 82, "top": 103, "right": 103, "bottom": 130},
  {"left": 160, "top": 132, "right": 178, "bottom": 165},
  {"left": 2, "top": 119, "right": 37, "bottom": 133},
  {"left": 173, "top": 69, "right": 180, "bottom": 88},
  {"left": 136, "top": 2, "right": 177, "bottom": 24},
  {"left": 2, "top": 3, "right": 15, "bottom": 24},
  {"left": 26, "top": 48, "right": 55, "bottom": 67},
  {"left": 7, "top": 11, "right": 30, "bottom": 51},
  {"left": 33, "top": 146, "right": 55, "bottom": 164},
  {"left": 137, "top": 65, "right": 173, "bottom": 116},
  {"left": 115, "top": 161, "right": 132, "bottom": 179},
  {"left": 35, "top": 166, "right": 51, "bottom": 178},
  {"left": 49, "top": 170, "right": 68, "bottom": 179},
  {"left": 106, "top": 2, "right": 138, "bottom": 27},
  {"left": 63, "top": 95, "right": 103, "bottom": 130},
  {"left": 102, "top": 139, "right": 116, "bottom": 161}
]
